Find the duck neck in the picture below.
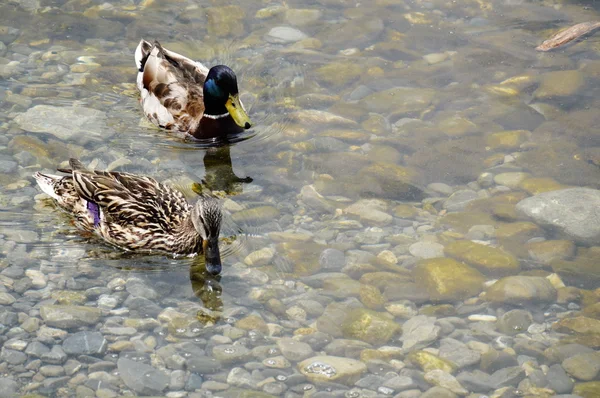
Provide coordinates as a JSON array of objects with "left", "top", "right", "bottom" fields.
[
  {"left": 195, "top": 116, "right": 242, "bottom": 139},
  {"left": 203, "top": 93, "right": 228, "bottom": 118}
]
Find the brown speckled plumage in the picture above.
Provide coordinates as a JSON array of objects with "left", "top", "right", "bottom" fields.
[
  {"left": 135, "top": 39, "right": 251, "bottom": 139},
  {"left": 34, "top": 159, "right": 223, "bottom": 272}
]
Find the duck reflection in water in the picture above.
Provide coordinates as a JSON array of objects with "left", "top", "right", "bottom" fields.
[
  {"left": 193, "top": 145, "right": 252, "bottom": 196},
  {"left": 189, "top": 263, "right": 223, "bottom": 323}
]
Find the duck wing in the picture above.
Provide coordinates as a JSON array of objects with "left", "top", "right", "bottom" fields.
[
  {"left": 135, "top": 39, "right": 209, "bottom": 80},
  {"left": 136, "top": 40, "right": 208, "bottom": 131},
  {"left": 71, "top": 168, "right": 190, "bottom": 233}
]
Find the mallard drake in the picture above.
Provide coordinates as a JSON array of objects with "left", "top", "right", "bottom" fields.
[
  {"left": 134, "top": 39, "right": 252, "bottom": 139},
  {"left": 34, "top": 159, "right": 224, "bottom": 275}
]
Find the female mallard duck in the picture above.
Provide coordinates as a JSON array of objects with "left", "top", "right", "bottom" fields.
[
  {"left": 34, "top": 159, "right": 224, "bottom": 275},
  {"left": 134, "top": 39, "right": 252, "bottom": 139}
]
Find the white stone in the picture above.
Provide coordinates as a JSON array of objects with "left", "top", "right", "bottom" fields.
[
  {"left": 244, "top": 247, "right": 275, "bottom": 267},
  {"left": 265, "top": 26, "right": 308, "bottom": 44},
  {"left": 517, "top": 188, "right": 600, "bottom": 245},
  {"left": 409, "top": 241, "right": 444, "bottom": 259}
]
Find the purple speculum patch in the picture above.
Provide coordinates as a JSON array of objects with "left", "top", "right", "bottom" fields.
[{"left": 86, "top": 201, "right": 101, "bottom": 227}]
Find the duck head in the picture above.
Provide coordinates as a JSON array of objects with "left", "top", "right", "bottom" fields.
[
  {"left": 203, "top": 65, "right": 252, "bottom": 129},
  {"left": 191, "top": 196, "right": 223, "bottom": 275}
]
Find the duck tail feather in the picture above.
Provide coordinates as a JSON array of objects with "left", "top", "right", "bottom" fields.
[
  {"left": 69, "top": 158, "right": 87, "bottom": 171},
  {"left": 135, "top": 39, "right": 154, "bottom": 72},
  {"left": 33, "top": 172, "right": 61, "bottom": 200}
]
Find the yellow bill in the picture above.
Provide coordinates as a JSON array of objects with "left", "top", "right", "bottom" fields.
[{"left": 225, "top": 94, "right": 252, "bottom": 129}]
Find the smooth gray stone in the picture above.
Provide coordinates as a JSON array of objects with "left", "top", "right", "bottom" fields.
[
  {"left": 354, "top": 374, "right": 386, "bottom": 389},
  {"left": 62, "top": 332, "right": 107, "bottom": 356},
  {"left": 0, "top": 348, "right": 26, "bottom": 365},
  {"left": 456, "top": 370, "right": 493, "bottom": 393},
  {"left": 319, "top": 248, "right": 346, "bottom": 271},
  {"left": 25, "top": 341, "right": 50, "bottom": 358},
  {"left": 41, "top": 345, "right": 67, "bottom": 364},
  {"left": 0, "top": 378, "right": 19, "bottom": 398},
  {"left": 186, "top": 356, "right": 222, "bottom": 374},
  {"left": 489, "top": 366, "right": 526, "bottom": 388},
  {"left": 517, "top": 187, "right": 600, "bottom": 245},
  {"left": 117, "top": 357, "right": 169, "bottom": 395},
  {"left": 547, "top": 364, "right": 574, "bottom": 394}
]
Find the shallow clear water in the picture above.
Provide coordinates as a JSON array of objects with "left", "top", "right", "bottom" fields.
[{"left": 1, "top": 0, "right": 600, "bottom": 397}]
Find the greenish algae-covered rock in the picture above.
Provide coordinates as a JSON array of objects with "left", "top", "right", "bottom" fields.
[
  {"left": 316, "top": 301, "right": 362, "bottom": 337},
  {"left": 298, "top": 355, "right": 367, "bottom": 385},
  {"left": 359, "top": 271, "right": 412, "bottom": 290},
  {"left": 562, "top": 352, "right": 600, "bottom": 381},
  {"left": 407, "top": 350, "right": 457, "bottom": 373},
  {"left": 394, "top": 204, "right": 419, "bottom": 219},
  {"left": 483, "top": 276, "right": 556, "bottom": 304},
  {"left": 496, "top": 222, "right": 542, "bottom": 240},
  {"left": 424, "top": 369, "right": 469, "bottom": 395},
  {"left": 490, "top": 203, "right": 519, "bottom": 221},
  {"left": 486, "top": 130, "right": 530, "bottom": 151},
  {"left": 534, "top": 70, "right": 585, "bottom": 99},
  {"left": 359, "top": 284, "right": 386, "bottom": 310},
  {"left": 573, "top": 381, "right": 600, "bottom": 398},
  {"left": 438, "top": 211, "right": 496, "bottom": 233},
  {"left": 322, "top": 277, "right": 361, "bottom": 298},
  {"left": 341, "top": 308, "right": 401, "bottom": 345},
  {"left": 518, "top": 177, "right": 566, "bottom": 195},
  {"left": 437, "top": 115, "right": 479, "bottom": 137},
  {"left": 367, "top": 145, "right": 401, "bottom": 164},
  {"left": 516, "top": 142, "right": 599, "bottom": 187},
  {"left": 419, "top": 304, "right": 457, "bottom": 317},
  {"left": 52, "top": 291, "right": 87, "bottom": 305},
  {"left": 235, "top": 314, "right": 269, "bottom": 334},
  {"left": 123, "top": 318, "right": 160, "bottom": 331},
  {"left": 40, "top": 305, "right": 102, "bottom": 328},
  {"left": 553, "top": 316, "right": 600, "bottom": 336},
  {"left": 361, "top": 113, "right": 390, "bottom": 135},
  {"left": 413, "top": 258, "right": 486, "bottom": 302},
  {"left": 467, "top": 192, "right": 528, "bottom": 214},
  {"left": 496, "top": 222, "right": 543, "bottom": 257},
  {"left": 357, "top": 162, "right": 425, "bottom": 201},
  {"left": 551, "top": 251, "right": 600, "bottom": 288},
  {"left": 526, "top": 240, "right": 575, "bottom": 265},
  {"left": 315, "top": 61, "right": 363, "bottom": 87},
  {"left": 583, "top": 302, "right": 600, "bottom": 320},
  {"left": 444, "top": 240, "right": 520, "bottom": 276},
  {"left": 277, "top": 241, "right": 322, "bottom": 276}
]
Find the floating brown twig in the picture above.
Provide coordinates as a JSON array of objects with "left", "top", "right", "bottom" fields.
[{"left": 536, "top": 21, "right": 600, "bottom": 51}]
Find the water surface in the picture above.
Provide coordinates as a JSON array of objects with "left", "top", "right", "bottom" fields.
[{"left": 1, "top": 0, "right": 599, "bottom": 397}]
